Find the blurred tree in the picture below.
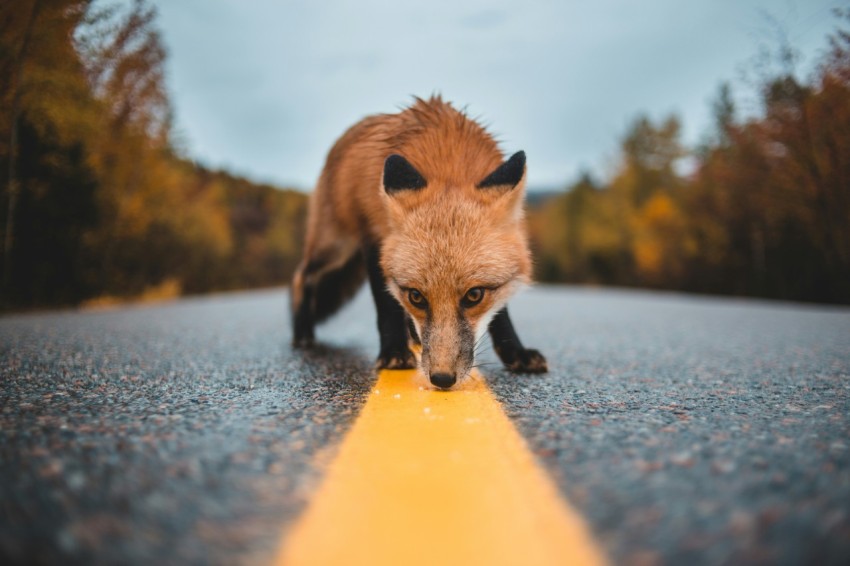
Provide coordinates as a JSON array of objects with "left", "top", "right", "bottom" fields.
[
  {"left": 708, "top": 82, "right": 736, "bottom": 150},
  {"left": 74, "top": 0, "right": 176, "bottom": 295},
  {"left": 562, "top": 172, "right": 596, "bottom": 280},
  {"left": 532, "top": 115, "right": 688, "bottom": 288},
  {"left": 611, "top": 114, "right": 687, "bottom": 286},
  {"left": 533, "top": 11, "right": 849, "bottom": 304},
  {"left": 1, "top": 0, "right": 96, "bottom": 296},
  {"left": 1, "top": 0, "right": 308, "bottom": 309},
  {"left": 13, "top": 119, "right": 99, "bottom": 305},
  {"left": 615, "top": 114, "right": 685, "bottom": 207}
]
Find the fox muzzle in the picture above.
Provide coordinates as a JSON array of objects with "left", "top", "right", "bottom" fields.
[{"left": 420, "top": 308, "right": 475, "bottom": 389}]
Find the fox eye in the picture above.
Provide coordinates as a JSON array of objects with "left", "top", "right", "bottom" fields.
[
  {"left": 407, "top": 289, "right": 427, "bottom": 309},
  {"left": 461, "top": 287, "right": 485, "bottom": 308}
]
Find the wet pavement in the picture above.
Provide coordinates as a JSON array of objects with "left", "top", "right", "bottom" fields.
[
  {"left": 487, "top": 288, "right": 850, "bottom": 566},
  {"left": 0, "top": 289, "right": 374, "bottom": 565},
  {"left": 2, "top": 286, "right": 849, "bottom": 565}
]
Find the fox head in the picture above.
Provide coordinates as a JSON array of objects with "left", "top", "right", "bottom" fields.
[{"left": 380, "top": 151, "right": 531, "bottom": 389}]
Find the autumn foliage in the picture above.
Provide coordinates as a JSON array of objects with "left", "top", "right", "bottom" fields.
[
  {"left": 2, "top": 2, "right": 849, "bottom": 309},
  {"left": 1, "top": 1, "right": 306, "bottom": 309},
  {"left": 532, "top": 13, "right": 850, "bottom": 304}
]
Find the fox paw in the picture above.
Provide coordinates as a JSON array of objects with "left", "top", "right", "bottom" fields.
[
  {"left": 376, "top": 348, "right": 417, "bottom": 370},
  {"left": 499, "top": 347, "right": 548, "bottom": 374},
  {"left": 292, "top": 336, "right": 315, "bottom": 349}
]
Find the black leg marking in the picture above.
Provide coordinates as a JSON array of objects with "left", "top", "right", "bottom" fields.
[
  {"left": 292, "top": 250, "right": 366, "bottom": 348},
  {"left": 292, "top": 276, "right": 316, "bottom": 348},
  {"left": 366, "top": 245, "right": 416, "bottom": 370},
  {"left": 488, "top": 307, "right": 548, "bottom": 373}
]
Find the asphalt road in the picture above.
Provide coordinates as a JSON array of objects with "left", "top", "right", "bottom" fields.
[{"left": 1, "top": 286, "right": 849, "bottom": 565}]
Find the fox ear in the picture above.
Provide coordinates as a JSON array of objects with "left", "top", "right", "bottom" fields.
[
  {"left": 477, "top": 151, "right": 526, "bottom": 190},
  {"left": 383, "top": 154, "right": 427, "bottom": 194}
]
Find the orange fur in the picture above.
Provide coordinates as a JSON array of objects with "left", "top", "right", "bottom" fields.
[{"left": 292, "top": 96, "right": 540, "bottom": 385}]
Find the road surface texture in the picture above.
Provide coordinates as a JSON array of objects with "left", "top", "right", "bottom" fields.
[{"left": 1, "top": 286, "right": 849, "bottom": 565}]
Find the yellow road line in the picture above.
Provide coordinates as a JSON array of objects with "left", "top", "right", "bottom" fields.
[{"left": 277, "top": 369, "right": 607, "bottom": 566}]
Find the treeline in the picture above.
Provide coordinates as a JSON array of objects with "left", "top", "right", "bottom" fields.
[
  {"left": 531, "top": 14, "right": 850, "bottom": 304},
  {"left": 3, "top": 2, "right": 849, "bottom": 309},
  {"left": 1, "top": 0, "right": 306, "bottom": 310}
]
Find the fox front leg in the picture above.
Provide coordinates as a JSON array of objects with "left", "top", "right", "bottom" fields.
[
  {"left": 488, "top": 307, "right": 548, "bottom": 373},
  {"left": 365, "top": 245, "right": 417, "bottom": 370}
]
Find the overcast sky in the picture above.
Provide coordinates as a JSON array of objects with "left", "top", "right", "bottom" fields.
[{"left": 151, "top": 0, "right": 843, "bottom": 190}]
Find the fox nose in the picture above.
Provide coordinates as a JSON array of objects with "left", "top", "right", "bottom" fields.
[{"left": 430, "top": 372, "right": 456, "bottom": 389}]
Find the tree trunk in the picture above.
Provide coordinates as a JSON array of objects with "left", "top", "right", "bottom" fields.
[{"left": 3, "top": 0, "right": 42, "bottom": 295}]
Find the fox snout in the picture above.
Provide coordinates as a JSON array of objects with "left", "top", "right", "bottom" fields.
[
  {"left": 429, "top": 372, "right": 457, "bottom": 389},
  {"left": 416, "top": 311, "right": 476, "bottom": 390}
]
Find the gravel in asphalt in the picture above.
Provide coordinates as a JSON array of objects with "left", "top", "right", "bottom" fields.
[
  {"left": 1, "top": 289, "right": 374, "bottom": 565},
  {"left": 486, "top": 287, "right": 850, "bottom": 566},
  {"left": 2, "top": 286, "right": 849, "bottom": 565}
]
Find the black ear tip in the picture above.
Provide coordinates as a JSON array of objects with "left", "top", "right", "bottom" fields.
[
  {"left": 384, "top": 154, "right": 404, "bottom": 167},
  {"left": 383, "top": 154, "right": 427, "bottom": 193},
  {"left": 509, "top": 150, "right": 526, "bottom": 171},
  {"left": 477, "top": 150, "right": 527, "bottom": 189}
]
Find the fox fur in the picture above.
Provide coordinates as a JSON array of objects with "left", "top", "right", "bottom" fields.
[{"left": 291, "top": 96, "right": 547, "bottom": 389}]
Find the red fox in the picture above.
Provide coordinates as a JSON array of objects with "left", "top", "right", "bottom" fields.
[{"left": 291, "top": 96, "right": 547, "bottom": 389}]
